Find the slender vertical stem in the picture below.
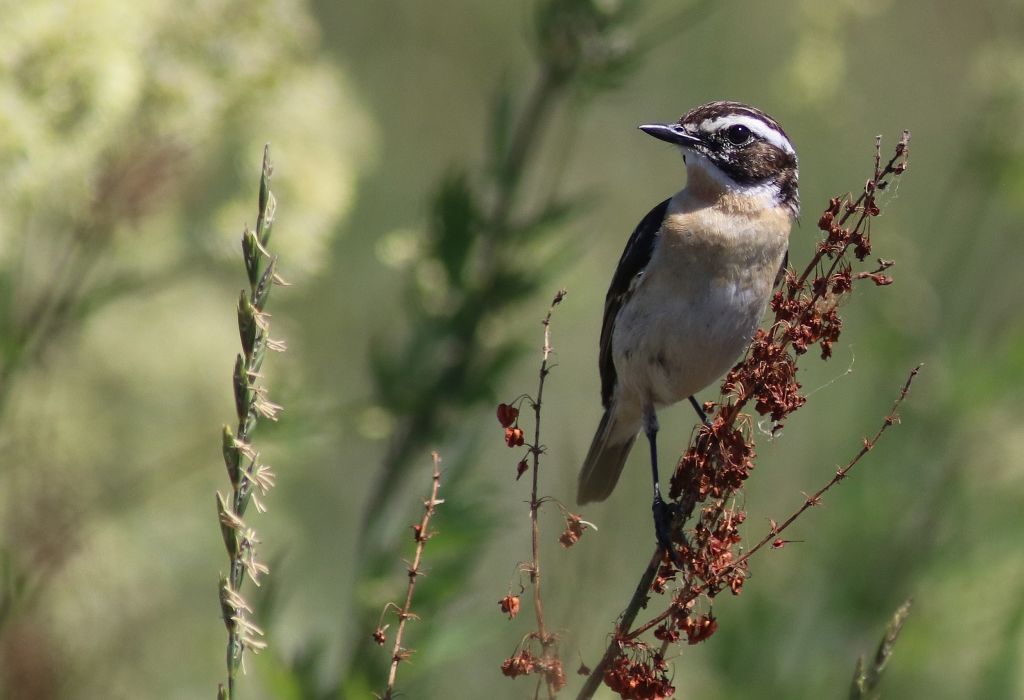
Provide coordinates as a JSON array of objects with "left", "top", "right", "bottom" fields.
[
  {"left": 488, "top": 68, "right": 559, "bottom": 236},
  {"left": 217, "top": 146, "right": 279, "bottom": 699},
  {"left": 383, "top": 453, "right": 443, "bottom": 700},
  {"left": 526, "top": 290, "right": 565, "bottom": 697}
]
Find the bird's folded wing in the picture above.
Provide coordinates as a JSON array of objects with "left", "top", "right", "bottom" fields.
[
  {"left": 773, "top": 248, "right": 789, "bottom": 289},
  {"left": 598, "top": 197, "right": 671, "bottom": 408}
]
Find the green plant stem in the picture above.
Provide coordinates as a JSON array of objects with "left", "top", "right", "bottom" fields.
[
  {"left": 218, "top": 145, "right": 278, "bottom": 699},
  {"left": 488, "top": 68, "right": 559, "bottom": 238},
  {"left": 360, "top": 65, "right": 565, "bottom": 558}
]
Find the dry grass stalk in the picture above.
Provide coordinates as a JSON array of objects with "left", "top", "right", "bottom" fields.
[
  {"left": 216, "top": 146, "right": 286, "bottom": 700},
  {"left": 497, "top": 289, "right": 580, "bottom": 697},
  {"left": 376, "top": 452, "right": 445, "bottom": 700}
]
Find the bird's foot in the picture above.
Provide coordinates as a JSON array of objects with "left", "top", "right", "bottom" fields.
[{"left": 652, "top": 494, "right": 681, "bottom": 566}]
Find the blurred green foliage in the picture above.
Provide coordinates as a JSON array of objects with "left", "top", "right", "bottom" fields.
[{"left": 1, "top": 0, "right": 1024, "bottom": 698}]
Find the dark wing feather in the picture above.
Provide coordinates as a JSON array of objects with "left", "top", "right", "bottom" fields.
[
  {"left": 598, "top": 198, "right": 670, "bottom": 408},
  {"left": 774, "top": 248, "right": 789, "bottom": 288}
]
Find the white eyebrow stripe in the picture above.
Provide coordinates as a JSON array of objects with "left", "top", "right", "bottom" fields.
[{"left": 699, "top": 114, "right": 795, "bottom": 155}]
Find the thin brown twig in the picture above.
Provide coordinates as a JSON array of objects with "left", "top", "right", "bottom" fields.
[
  {"left": 624, "top": 365, "right": 920, "bottom": 642},
  {"left": 577, "top": 367, "right": 917, "bottom": 697},
  {"left": 528, "top": 289, "right": 567, "bottom": 698},
  {"left": 382, "top": 452, "right": 444, "bottom": 700},
  {"left": 794, "top": 132, "right": 908, "bottom": 291},
  {"left": 497, "top": 289, "right": 569, "bottom": 696},
  {"left": 727, "top": 365, "right": 920, "bottom": 572}
]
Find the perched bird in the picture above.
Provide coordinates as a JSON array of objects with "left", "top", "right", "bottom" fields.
[{"left": 576, "top": 101, "right": 799, "bottom": 553}]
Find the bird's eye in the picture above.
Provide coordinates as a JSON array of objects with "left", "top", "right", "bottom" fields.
[{"left": 724, "top": 124, "right": 752, "bottom": 146}]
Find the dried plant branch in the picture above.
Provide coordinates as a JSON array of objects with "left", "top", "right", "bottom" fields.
[
  {"left": 578, "top": 132, "right": 913, "bottom": 699},
  {"left": 216, "top": 146, "right": 285, "bottom": 700},
  {"left": 625, "top": 366, "right": 919, "bottom": 642},
  {"left": 529, "top": 290, "right": 567, "bottom": 696},
  {"left": 377, "top": 452, "right": 444, "bottom": 700},
  {"left": 498, "top": 289, "right": 571, "bottom": 697},
  {"left": 723, "top": 367, "right": 919, "bottom": 579},
  {"left": 578, "top": 368, "right": 918, "bottom": 699}
]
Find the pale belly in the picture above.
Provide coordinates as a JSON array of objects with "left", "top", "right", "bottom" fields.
[
  {"left": 611, "top": 262, "right": 774, "bottom": 408},
  {"left": 609, "top": 182, "right": 791, "bottom": 412}
]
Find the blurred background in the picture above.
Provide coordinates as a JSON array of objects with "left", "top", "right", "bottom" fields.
[{"left": 1, "top": 0, "right": 1023, "bottom": 698}]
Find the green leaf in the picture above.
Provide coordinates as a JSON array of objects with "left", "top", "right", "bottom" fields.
[
  {"left": 488, "top": 77, "right": 514, "bottom": 186},
  {"left": 430, "top": 171, "right": 479, "bottom": 289}
]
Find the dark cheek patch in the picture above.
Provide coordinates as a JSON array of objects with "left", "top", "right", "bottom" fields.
[{"left": 718, "top": 143, "right": 795, "bottom": 185}]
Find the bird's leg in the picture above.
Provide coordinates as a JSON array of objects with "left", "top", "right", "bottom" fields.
[
  {"left": 688, "top": 395, "right": 711, "bottom": 427},
  {"left": 644, "top": 404, "right": 676, "bottom": 561}
]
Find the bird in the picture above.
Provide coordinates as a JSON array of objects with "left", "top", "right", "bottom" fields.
[{"left": 576, "top": 101, "right": 799, "bottom": 555}]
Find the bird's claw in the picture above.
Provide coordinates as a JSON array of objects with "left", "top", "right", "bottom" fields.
[{"left": 652, "top": 495, "right": 682, "bottom": 566}]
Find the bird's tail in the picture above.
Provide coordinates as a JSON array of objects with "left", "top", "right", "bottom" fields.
[{"left": 577, "top": 404, "right": 640, "bottom": 505}]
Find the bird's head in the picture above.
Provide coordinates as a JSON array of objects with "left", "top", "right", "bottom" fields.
[{"left": 640, "top": 101, "right": 799, "bottom": 217}]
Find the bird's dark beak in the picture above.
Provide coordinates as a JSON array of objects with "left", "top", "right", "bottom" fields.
[{"left": 639, "top": 123, "right": 702, "bottom": 148}]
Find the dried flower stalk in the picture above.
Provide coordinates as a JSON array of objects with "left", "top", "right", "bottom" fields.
[
  {"left": 497, "top": 289, "right": 573, "bottom": 697},
  {"left": 377, "top": 452, "right": 444, "bottom": 700}
]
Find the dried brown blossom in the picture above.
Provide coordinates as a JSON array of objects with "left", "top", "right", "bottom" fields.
[
  {"left": 504, "top": 426, "right": 525, "bottom": 447},
  {"left": 728, "top": 572, "right": 745, "bottom": 595},
  {"left": 653, "top": 624, "right": 680, "bottom": 643},
  {"left": 603, "top": 648, "right": 675, "bottom": 700},
  {"left": 496, "top": 402, "right": 520, "bottom": 428},
  {"left": 515, "top": 458, "right": 529, "bottom": 480},
  {"left": 498, "top": 594, "right": 521, "bottom": 620},
  {"left": 683, "top": 613, "right": 718, "bottom": 645},
  {"left": 501, "top": 649, "right": 538, "bottom": 678},
  {"left": 651, "top": 562, "right": 677, "bottom": 595},
  {"left": 558, "top": 512, "right": 588, "bottom": 548}
]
